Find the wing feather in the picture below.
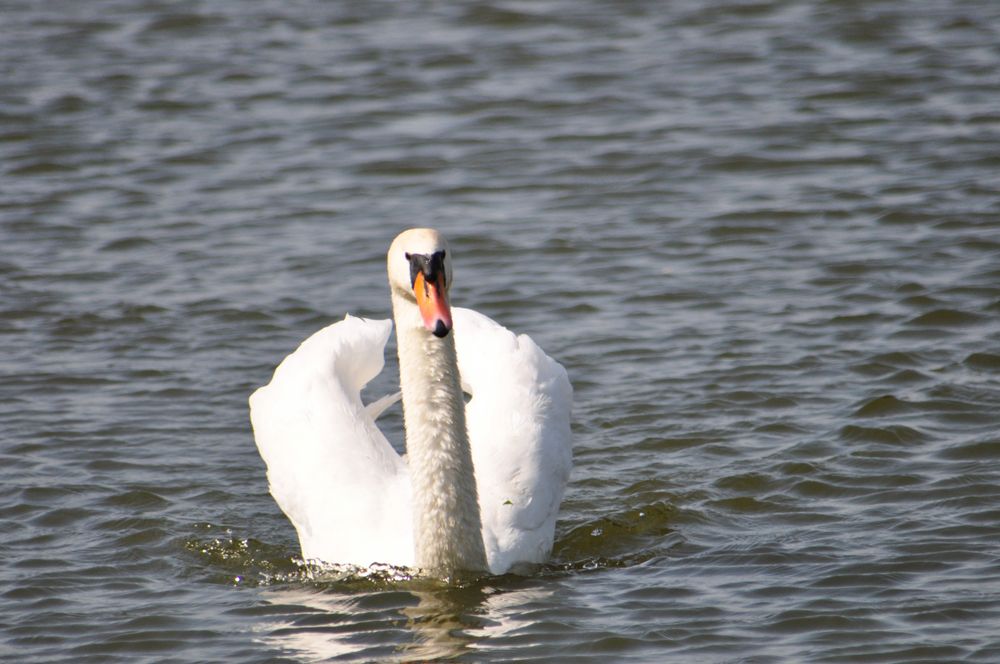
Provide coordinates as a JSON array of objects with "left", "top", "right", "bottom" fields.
[
  {"left": 452, "top": 307, "right": 573, "bottom": 573},
  {"left": 250, "top": 309, "right": 571, "bottom": 574},
  {"left": 249, "top": 315, "right": 413, "bottom": 567}
]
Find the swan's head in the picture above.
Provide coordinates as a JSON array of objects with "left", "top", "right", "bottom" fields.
[{"left": 387, "top": 228, "right": 454, "bottom": 338}]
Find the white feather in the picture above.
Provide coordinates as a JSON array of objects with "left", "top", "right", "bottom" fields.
[{"left": 249, "top": 307, "right": 572, "bottom": 574}]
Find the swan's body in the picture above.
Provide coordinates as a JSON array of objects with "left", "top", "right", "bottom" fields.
[{"left": 249, "top": 229, "right": 572, "bottom": 575}]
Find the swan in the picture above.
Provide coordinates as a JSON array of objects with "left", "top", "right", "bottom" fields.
[{"left": 249, "top": 228, "right": 572, "bottom": 575}]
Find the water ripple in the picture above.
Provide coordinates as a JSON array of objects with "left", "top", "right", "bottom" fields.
[{"left": 3, "top": 0, "right": 1000, "bottom": 661}]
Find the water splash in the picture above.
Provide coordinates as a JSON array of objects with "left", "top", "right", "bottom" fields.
[{"left": 187, "top": 503, "right": 682, "bottom": 588}]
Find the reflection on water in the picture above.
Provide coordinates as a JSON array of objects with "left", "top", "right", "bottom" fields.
[
  {"left": 257, "top": 588, "right": 363, "bottom": 662},
  {"left": 467, "top": 583, "right": 557, "bottom": 645},
  {"left": 258, "top": 579, "right": 554, "bottom": 662},
  {"left": 400, "top": 586, "right": 486, "bottom": 662}
]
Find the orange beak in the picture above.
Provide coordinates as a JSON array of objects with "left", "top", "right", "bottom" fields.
[{"left": 413, "top": 271, "right": 452, "bottom": 338}]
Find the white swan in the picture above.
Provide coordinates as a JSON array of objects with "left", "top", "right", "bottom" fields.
[{"left": 249, "top": 228, "right": 572, "bottom": 575}]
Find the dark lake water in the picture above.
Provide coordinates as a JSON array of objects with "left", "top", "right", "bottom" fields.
[{"left": 3, "top": 0, "right": 1000, "bottom": 661}]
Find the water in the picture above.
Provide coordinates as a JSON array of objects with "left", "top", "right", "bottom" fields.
[{"left": 3, "top": 0, "right": 999, "bottom": 661}]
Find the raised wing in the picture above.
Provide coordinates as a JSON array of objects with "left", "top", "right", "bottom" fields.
[
  {"left": 249, "top": 315, "right": 414, "bottom": 567},
  {"left": 452, "top": 308, "right": 573, "bottom": 574}
]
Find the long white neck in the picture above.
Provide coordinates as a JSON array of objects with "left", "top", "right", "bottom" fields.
[{"left": 391, "top": 291, "right": 488, "bottom": 573}]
